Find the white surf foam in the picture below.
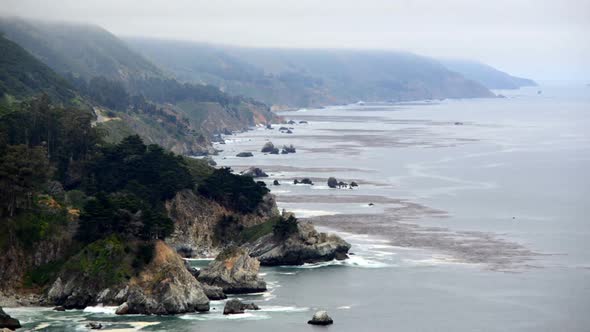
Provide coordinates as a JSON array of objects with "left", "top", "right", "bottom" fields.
[
  {"left": 83, "top": 305, "right": 117, "bottom": 315},
  {"left": 258, "top": 306, "right": 309, "bottom": 313}
]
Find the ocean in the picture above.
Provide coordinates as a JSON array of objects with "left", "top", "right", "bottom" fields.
[{"left": 8, "top": 84, "right": 590, "bottom": 331}]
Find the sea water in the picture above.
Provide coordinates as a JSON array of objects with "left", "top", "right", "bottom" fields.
[{"left": 7, "top": 84, "right": 590, "bottom": 331}]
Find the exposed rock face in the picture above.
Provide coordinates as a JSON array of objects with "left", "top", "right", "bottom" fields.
[
  {"left": 0, "top": 307, "right": 21, "bottom": 330},
  {"left": 198, "top": 248, "right": 266, "bottom": 294},
  {"left": 241, "top": 167, "right": 269, "bottom": 178},
  {"left": 200, "top": 284, "right": 227, "bottom": 300},
  {"left": 0, "top": 224, "right": 75, "bottom": 294},
  {"left": 47, "top": 275, "right": 128, "bottom": 309},
  {"left": 165, "top": 190, "right": 279, "bottom": 257},
  {"left": 308, "top": 310, "right": 334, "bottom": 325},
  {"left": 223, "top": 299, "right": 260, "bottom": 315},
  {"left": 247, "top": 222, "right": 351, "bottom": 266},
  {"left": 115, "top": 302, "right": 129, "bottom": 315},
  {"left": 236, "top": 152, "right": 254, "bottom": 157},
  {"left": 123, "top": 241, "right": 210, "bottom": 315},
  {"left": 48, "top": 241, "right": 209, "bottom": 315}
]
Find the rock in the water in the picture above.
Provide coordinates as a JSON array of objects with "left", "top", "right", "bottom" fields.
[
  {"left": 124, "top": 241, "right": 210, "bottom": 315},
  {"left": 350, "top": 181, "right": 358, "bottom": 187},
  {"left": 368, "top": 203, "right": 374, "bottom": 206},
  {"left": 223, "top": 299, "right": 260, "bottom": 315},
  {"left": 115, "top": 302, "right": 129, "bottom": 315},
  {"left": 299, "top": 121, "right": 308, "bottom": 124},
  {"left": 236, "top": 152, "right": 254, "bottom": 157},
  {"left": 287, "top": 120, "right": 296, "bottom": 125},
  {"left": 281, "top": 145, "right": 296, "bottom": 154},
  {"left": 86, "top": 322, "right": 103, "bottom": 329},
  {"left": 278, "top": 127, "right": 289, "bottom": 131},
  {"left": 327, "top": 177, "right": 338, "bottom": 188},
  {"left": 0, "top": 307, "right": 21, "bottom": 330},
  {"left": 241, "top": 167, "right": 269, "bottom": 178},
  {"left": 247, "top": 221, "right": 351, "bottom": 266},
  {"left": 198, "top": 247, "right": 266, "bottom": 294},
  {"left": 300, "top": 178, "right": 313, "bottom": 185},
  {"left": 184, "top": 260, "right": 200, "bottom": 278},
  {"left": 273, "top": 180, "right": 280, "bottom": 186},
  {"left": 308, "top": 310, "right": 334, "bottom": 325},
  {"left": 261, "top": 142, "right": 279, "bottom": 154},
  {"left": 201, "top": 284, "right": 227, "bottom": 300},
  {"left": 53, "top": 306, "right": 66, "bottom": 311},
  {"left": 266, "top": 124, "right": 273, "bottom": 129},
  {"left": 285, "top": 129, "right": 293, "bottom": 134}
]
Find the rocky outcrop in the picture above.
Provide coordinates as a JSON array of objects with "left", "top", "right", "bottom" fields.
[
  {"left": 0, "top": 307, "right": 20, "bottom": 330},
  {"left": 48, "top": 240, "right": 209, "bottom": 315},
  {"left": 327, "top": 177, "right": 338, "bottom": 188},
  {"left": 236, "top": 152, "right": 254, "bottom": 157},
  {"left": 241, "top": 167, "right": 268, "bottom": 178},
  {"left": 122, "top": 241, "right": 210, "bottom": 315},
  {"left": 261, "top": 142, "right": 279, "bottom": 154},
  {"left": 200, "top": 284, "right": 227, "bottom": 300},
  {"left": 294, "top": 178, "right": 313, "bottom": 185},
  {"left": 308, "top": 310, "right": 334, "bottom": 325},
  {"left": 47, "top": 275, "right": 127, "bottom": 310},
  {"left": 281, "top": 144, "right": 296, "bottom": 154},
  {"left": 165, "top": 190, "right": 279, "bottom": 257},
  {"left": 223, "top": 299, "right": 260, "bottom": 315},
  {"left": 247, "top": 221, "right": 351, "bottom": 266},
  {"left": 198, "top": 248, "right": 266, "bottom": 294},
  {"left": 86, "top": 322, "right": 103, "bottom": 329}
]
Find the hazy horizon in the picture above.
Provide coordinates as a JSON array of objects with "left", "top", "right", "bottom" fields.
[{"left": 1, "top": 0, "right": 589, "bottom": 82}]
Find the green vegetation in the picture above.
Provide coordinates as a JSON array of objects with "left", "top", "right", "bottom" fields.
[
  {"left": 272, "top": 215, "right": 299, "bottom": 239},
  {"left": 63, "top": 235, "right": 134, "bottom": 287},
  {"left": 24, "top": 260, "right": 65, "bottom": 288},
  {"left": 240, "top": 217, "right": 280, "bottom": 243},
  {"left": 183, "top": 157, "right": 214, "bottom": 184},
  {"left": 198, "top": 167, "right": 269, "bottom": 213},
  {"left": 0, "top": 35, "right": 75, "bottom": 101},
  {"left": 213, "top": 214, "right": 243, "bottom": 245}
]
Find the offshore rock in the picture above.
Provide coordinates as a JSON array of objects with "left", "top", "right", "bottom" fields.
[
  {"left": 198, "top": 248, "right": 266, "bottom": 294},
  {"left": 223, "top": 299, "right": 260, "bottom": 315},
  {"left": 247, "top": 222, "right": 351, "bottom": 266},
  {"left": 308, "top": 310, "right": 334, "bottom": 325}
]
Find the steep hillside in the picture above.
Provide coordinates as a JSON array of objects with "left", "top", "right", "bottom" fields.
[
  {"left": 0, "top": 34, "right": 75, "bottom": 102},
  {"left": 0, "top": 17, "right": 277, "bottom": 154},
  {"left": 0, "top": 17, "right": 164, "bottom": 84},
  {"left": 440, "top": 59, "right": 537, "bottom": 89},
  {"left": 127, "top": 38, "right": 495, "bottom": 108}
]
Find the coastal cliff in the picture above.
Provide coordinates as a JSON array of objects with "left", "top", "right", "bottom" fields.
[
  {"left": 165, "top": 189, "right": 279, "bottom": 257},
  {"left": 47, "top": 240, "right": 210, "bottom": 314}
]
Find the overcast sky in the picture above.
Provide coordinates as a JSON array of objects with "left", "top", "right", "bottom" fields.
[{"left": 2, "top": 0, "right": 589, "bottom": 81}]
